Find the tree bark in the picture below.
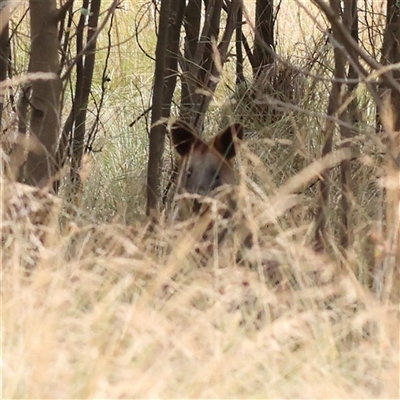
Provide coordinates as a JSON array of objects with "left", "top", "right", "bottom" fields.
[
  {"left": 70, "top": 0, "right": 101, "bottom": 194},
  {"left": 23, "top": 0, "right": 61, "bottom": 187},
  {"left": 163, "top": 0, "right": 185, "bottom": 123},
  {"left": 314, "top": 0, "right": 346, "bottom": 252},
  {"left": 235, "top": 6, "right": 245, "bottom": 86},
  {"left": 193, "top": 0, "right": 240, "bottom": 131},
  {"left": 146, "top": 0, "right": 172, "bottom": 214},
  {"left": 181, "top": 0, "right": 223, "bottom": 131},
  {"left": 339, "top": 0, "right": 358, "bottom": 253},
  {"left": 380, "top": 0, "right": 400, "bottom": 297},
  {"left": 381, "top": 0, "right": 400, "bottom": 132},
  {"left": 253, "top": 0, "right": 274, "bottom": 76},
  {"left": 56, "top": 0, "right": 89, "bottom": 184},
  {"left": 0, "top": 19, "right": 9, "bottom": 132},
  {"left": 181, "top": 0, "right": 202, "bottom": 123}
]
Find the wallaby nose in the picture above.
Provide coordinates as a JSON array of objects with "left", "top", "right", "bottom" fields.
[
  {"left": 190, "top": 178, "right": 210, "bottom": 196},
  {"left": 196, "top": 185, "right": 209, "bottom": 196},
  {"left": 192, "top": 199, "right": 202, "bottom": 213}
]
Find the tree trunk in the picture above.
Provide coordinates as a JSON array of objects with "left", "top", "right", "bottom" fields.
[
  {"left": 146, "top": 0, "right": 172, "bottom": 215},
  {"left": 339, "top": 0, "right": 358, "bottom": 254},
  {"left": 235, "top": 6, "right": 245, "bottom": 87},
  {"left": 379, "top": 0, "right": 400, "bottom": 298},
  {"left": 381, "top": 0, "right": 400, "bottom": 131},
  {"left": 23, "top": 0, "right": 61, "bottom": 187},
  {"left": 162, "top": 0, "right": 185, "bottom": 124},
  {"left": 0, "top": 19, "right": 9, "bottom": 132},
  {"left": 192, "top": 0, "right": 239, "bottom": 131},
  {"left": 56, "top": 0, "right": 88, "bottom": 190},
  {"left": 314, "top": 0, "right": 346, "bottom": 252},
  {"left": 253, "top": 0, "right": 274, "bottom": 76},
  {"left": 70, "top": 0, "right": 101, "bottom": 195},
  {"left": 181, "top": 0, "right": 202, "bottom": 123}
]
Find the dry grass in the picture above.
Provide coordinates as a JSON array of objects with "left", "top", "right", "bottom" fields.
[
  {"left": 2, "top": 171, "right": 399, "bottom": 398},
  {"left": 2, "top": 1, "right": 399, "bottom": 398}
]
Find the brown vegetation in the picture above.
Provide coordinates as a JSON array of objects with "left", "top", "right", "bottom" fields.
[{"left": 1, "top": 0, "right": 399, "bottom": 398}]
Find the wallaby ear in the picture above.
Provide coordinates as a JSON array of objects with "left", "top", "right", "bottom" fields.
[
  {"left": 170, "top": 121, "right": 199, "bottom": 157},
  {"left": 213, "top": 123, "right": 244, "bottom": 159}
]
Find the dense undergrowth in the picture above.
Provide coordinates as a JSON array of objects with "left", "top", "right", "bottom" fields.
[
  {"left": 2, "top": 1, "right": 399, "bottom": 398},
  {"left": 2, "top": 155, "right": 399, "bottom": 398}
]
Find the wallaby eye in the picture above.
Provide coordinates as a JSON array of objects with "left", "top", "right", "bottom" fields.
[{"left": 187, "top": 169, "right": 192, "bottom": 177}]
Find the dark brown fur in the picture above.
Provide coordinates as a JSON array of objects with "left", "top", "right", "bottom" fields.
[{"left": 170, "top": 121, "right": 244, "bottom": 201}]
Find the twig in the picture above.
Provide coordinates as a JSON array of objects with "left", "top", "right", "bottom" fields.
[
  {"left": 312, "top": 0, "right": 400, "bottom": 95},
  {"left": 61, "top": 0, "right": 120, "bottom": 81},
  {"left": 54, "top": 0, "right": 74, "bottom": 22},
  {"left": 129, "top": 106, "right": 151, "bottom": 128}
]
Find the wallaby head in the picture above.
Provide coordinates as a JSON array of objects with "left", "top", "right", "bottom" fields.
[{"left": 170, "top": 121, "right": 244, "bottom": 198}]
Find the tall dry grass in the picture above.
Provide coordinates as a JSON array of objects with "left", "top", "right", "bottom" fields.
[
  {"left": 2, "top": 0, "right": 399, "bottom": 398},
  {"left": 2, "top": 141, "right": 399, "bottom": 398}
]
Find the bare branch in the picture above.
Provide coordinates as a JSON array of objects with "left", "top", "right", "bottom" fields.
[
  {"left": 312, "top": 0, "right": 400, "bottom": 95},
  {"left": 61, "top": 0, "right": 120, "bottom": 81},
  {"left": 54, "top": 0, "right": 74, "bottom": 23}
]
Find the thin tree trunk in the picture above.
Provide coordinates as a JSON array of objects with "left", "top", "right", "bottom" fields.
[
  {"left": 339, "top": 0, "right": 358, "bottom": 254},
  {"left": 183, "top": 0, "right": 223, "bottom": 131},
  {"left": 70, "top": 0, "right": 101, "bottom": 198},
  {"left": 253, "top": 0, "right": 274, "bottom": 76},
  {"left": 181, "top": 0, "right": 201, "bottom": 123},
  {"left": 55, "top": 0, "right": 89, "bottom": 189},
  {"left": 235, "top": 6, "right": 245, "bottom": 87},
  {"left": 379, "top": 0, "right": 400, "bottom": 299},
  {"left": 146, "top": 0, "right": 172, "bottom": 215},
  {"left": 314, "top": 0, "right": 346, "bottom": 252},
  {"left": 24, "top": 0, "right": 61, "bottom": 187},
  {"left": 0, "top": 20, "right": 9, "bottom": 132},
  {"left": 192, "top": 0, "right": 240, "bottom": 131},
  {"left": 163, "top": 0, "right": 185, "bottom": 123},
  {"left": 146, "top": 0, "right": 184, "bottom": 214}
]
